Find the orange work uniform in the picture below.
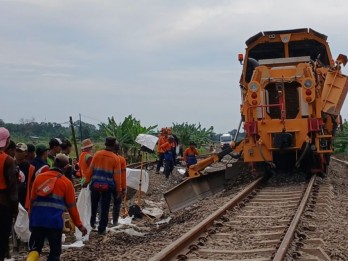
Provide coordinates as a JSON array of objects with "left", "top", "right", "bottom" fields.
[
  {"left": 29, "top": 169, "right": 83, "bottom": 229},
  {"left": 85, "top": 149, "right": 122, "bottom": 192},
  {"left": 24, "top": 164, "right": 35, "bottom": 210},
  {"left": 78, "top": 151, "right": 93, "bottom": 178}
]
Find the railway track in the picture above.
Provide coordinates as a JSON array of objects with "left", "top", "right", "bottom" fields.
[{"left": 150, "top": 174, "right": 317, "bottom": 261}]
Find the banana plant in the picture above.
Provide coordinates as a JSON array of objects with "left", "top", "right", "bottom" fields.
[
  {"left": 99, "top": 115, "right": 157, "bottom": 162},
  {"left": 172, "top": 122, "right": 214, "bottom": 149}
]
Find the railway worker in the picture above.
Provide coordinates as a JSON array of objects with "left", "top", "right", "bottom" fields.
[
  {"left": 27, "top": 154, "right": 87, "bottom": 261},
  {"left": 183, "top": 142, "right": 199, "bottom": 169},
  {"left": 31, "top": 144, "right": 50, "bottom": 176},
  {"left": 60, "top": 139, "right": 73, "bottom": 182},
  {"left": 47, "top": 138, "right": 62, "bottom": 167},
  {"left": 84, "top": 137, "right": 122, "bottom": 235},
  {"left": 5, "top": 140, "right": 16, "bottom": 158},
  {"left": 26, "top": 144, "right": 36, "bottom": 163},
  {"left": 0, "top": 128, "right": 18, "bottom": 261},
  {"left": 160, "top": 135, "right": 175, "bottom": 179},
  {"left": 112, "top": 141, "right": 127, "bottom": 225},
  {"left": 78, "top": 138, "right": 94, "bottom": 183},
  {"left": 171, "top": 132, "right": 179, "bottom": 165},
  {"left": 26, "top": 144, "right": 50, "bottom": 213},
  {"left": 155, "top": 128, "right": 168, "bottom": 174},
  {"left": 15, "top": 143, "right": 35, "bottom": 209}
]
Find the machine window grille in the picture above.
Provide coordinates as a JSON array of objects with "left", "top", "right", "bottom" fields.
[
  {"left": 246, "top": 42, "right": 285, "bottom": 83},
  {"left": 288, "top": 40, "right": 330, "bottom": 65}
]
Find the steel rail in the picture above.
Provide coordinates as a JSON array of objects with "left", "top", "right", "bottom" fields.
[
  {"left": 273, "top": 174, "right": 316, "bottom": 261},
  {"left": 331, "top": 156, "right": 348, "bottom": 166},
  {"left": 149, "top": 177, "right": 264, "bottom": 261},
  {"left": 127, "top": 160, "right": 156, "bottom": 169}
]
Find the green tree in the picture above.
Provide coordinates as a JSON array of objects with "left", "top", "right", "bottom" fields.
[
  {"left": 334, "top": 121, "right": 348, "bottom": 154},
  {"left": 99, "top": 115, "right": 157, "bottom": 162},
  {"left": 172, "top": 122, "right": 214, "bottom": 149}
]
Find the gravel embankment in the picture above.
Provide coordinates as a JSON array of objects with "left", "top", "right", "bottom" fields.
[
  {"left": 287, "top": 155, "right": 348, "bottom": 260},
  {"left": 60, "top": 162, "right": 254, "bottom": 261}
]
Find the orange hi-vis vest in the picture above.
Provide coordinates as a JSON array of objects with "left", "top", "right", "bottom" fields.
[
  {"left": 79, "top": 151, "right": 92, "bottom": 178},
  {"left": 157, "top": 135, "right": 167, "bottom": 153},
  {"left": 0, "top": 152, "right": 8, "bottom": 190},
  {"left": 30, "top": 169, "right": 82, "bottom": 229},
  {"left": 25, "top": 164, "right": 35, "bottom": 209},
  {"left": 86, "top": 150, "right": 122, "bottom": 192}
]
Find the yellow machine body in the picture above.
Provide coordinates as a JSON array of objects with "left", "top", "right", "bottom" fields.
[
  {"left": 237, "top": 28, "right": 348, "bottom": 174},
  {"left": 164, "top": 28, "right": 348, "bottom": 212}
]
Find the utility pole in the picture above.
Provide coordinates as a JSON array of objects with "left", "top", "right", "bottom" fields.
[
  {"left": 69, "top": 116, "right": 79, "bottom": 159},
  {"left": 79, "top": 113, "right": 83, "bottom": 142}
]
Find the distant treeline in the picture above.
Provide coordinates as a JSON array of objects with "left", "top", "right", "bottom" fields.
[
  {"left": 0, "top": 117, "right": 246, "bottom": 148},
  {"left": 0, "top": 119, "right": 101, "bottom": 144}
]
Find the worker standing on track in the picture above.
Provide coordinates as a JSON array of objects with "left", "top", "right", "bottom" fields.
[
  {"left": 112, "top": 141, "right": 127, "bottom": 225},
  {"left": 15, "top": 143, "right": 35, "bottom": 210},
  {"left": 27, "top": 154, "right": 87, "bottom": 261},
  {"left": 0, "top": 128, "right": 18, "bottom": 261},
  {"left": 168, "top": 128, "right": 178, "bottom": 165},
  {"left": 85, "top": 137, "right": 121, "bottom": 235},
  {"left": 31, "top": 144, "right": 50, "bottom": 177},
  {"left": 5, "top": 140, "right": 16, "bottom": 158},
  {"left": 183, "top": 142, "right": 199, "bottom": 176},
  {"left": 155, "top": 128, "right": 167, "bottom": 174},
  {"left": 47, "top": 138, "right": 62, "bottom": 168},
  {"left": 60, "top": 139, "right": 73, "bottom": 182},
  {"left": 78, "top": 139, "right": 94, "bottom": 182},
  {"left": 161, "top": 135, "right": 175, "bottom": 179},
  {"left": 26, "top": 144, "right": 36, "bottom": 163}
]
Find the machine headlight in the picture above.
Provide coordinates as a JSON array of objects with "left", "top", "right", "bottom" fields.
[
  {"left": 249, "top": 82, "right": 259, "bottom": 92},
  {"left": 304, "top": 79, "right": 313, "bottom": 89}
]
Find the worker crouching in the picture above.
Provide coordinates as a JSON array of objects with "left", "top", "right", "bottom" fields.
[
  {"left": 27, "top": 154, "right": 87, "bottom": 261},
  {"left": 183, "top": 142, "right": 199, "bottom": 176}
]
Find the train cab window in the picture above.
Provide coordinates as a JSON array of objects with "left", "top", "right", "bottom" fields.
[
  {"left": 288, "top": 40, "right": 330, "bottom": 65},
  {"left": 246, "top": 42, "right": 285, "bottom": 83}
]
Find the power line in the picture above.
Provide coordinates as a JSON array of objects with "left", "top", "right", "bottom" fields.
[{"left": 80, "top": 113, "right": 105, "bottom": 123}]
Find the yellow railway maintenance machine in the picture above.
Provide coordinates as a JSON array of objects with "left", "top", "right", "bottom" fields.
[{"left": 165, "top": 28, "right": 348, "bottom": 212}]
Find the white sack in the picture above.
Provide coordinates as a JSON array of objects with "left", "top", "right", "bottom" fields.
[
  {"left": 126, "top": 168, "right": 149, "bottom": 193},
  {"left": 14, "top": 204, "right": 30, "bottom": 242},
  {"left": 75, "top": 187, "right": 92, "bottom": 241},
  {"left": 62, "top": 240, "right": 85, "bottom": 249},
  {"left": 142, "top": 207, "right": 163, "bottom": 219}
]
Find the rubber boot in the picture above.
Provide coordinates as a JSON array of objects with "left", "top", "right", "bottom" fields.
[{"left": 26, "top": 251, "right": 39, "bottom": 261}]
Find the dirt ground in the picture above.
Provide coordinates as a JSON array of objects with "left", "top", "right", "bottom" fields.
[
  {"left": 58, "top": 161, "right": 255, "bottom": 261},
  {"left": 11, "top": 155, "right": 348, "bottom": 261}
]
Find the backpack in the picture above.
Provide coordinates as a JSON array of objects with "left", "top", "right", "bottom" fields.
[
  {"left": 128, "top": 204, "right": 142, "bottom": 219},
  {"left": 36, "top": 173, "right": 62, "bottom": 197}
]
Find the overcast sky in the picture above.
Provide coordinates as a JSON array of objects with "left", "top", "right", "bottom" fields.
[{"left": 1, "top": 0, "right": 348, "bottom": 133}]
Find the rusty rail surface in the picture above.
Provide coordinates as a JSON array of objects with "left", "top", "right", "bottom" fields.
[
  {"left": 273, "top": 174, "right": 316, "bottom": 260},
  {"left": 149, "top": 177, "right": 264, "bottom": 261},
  {"left": 151, "top": 173, "right": 318, "bottom": 261}
]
